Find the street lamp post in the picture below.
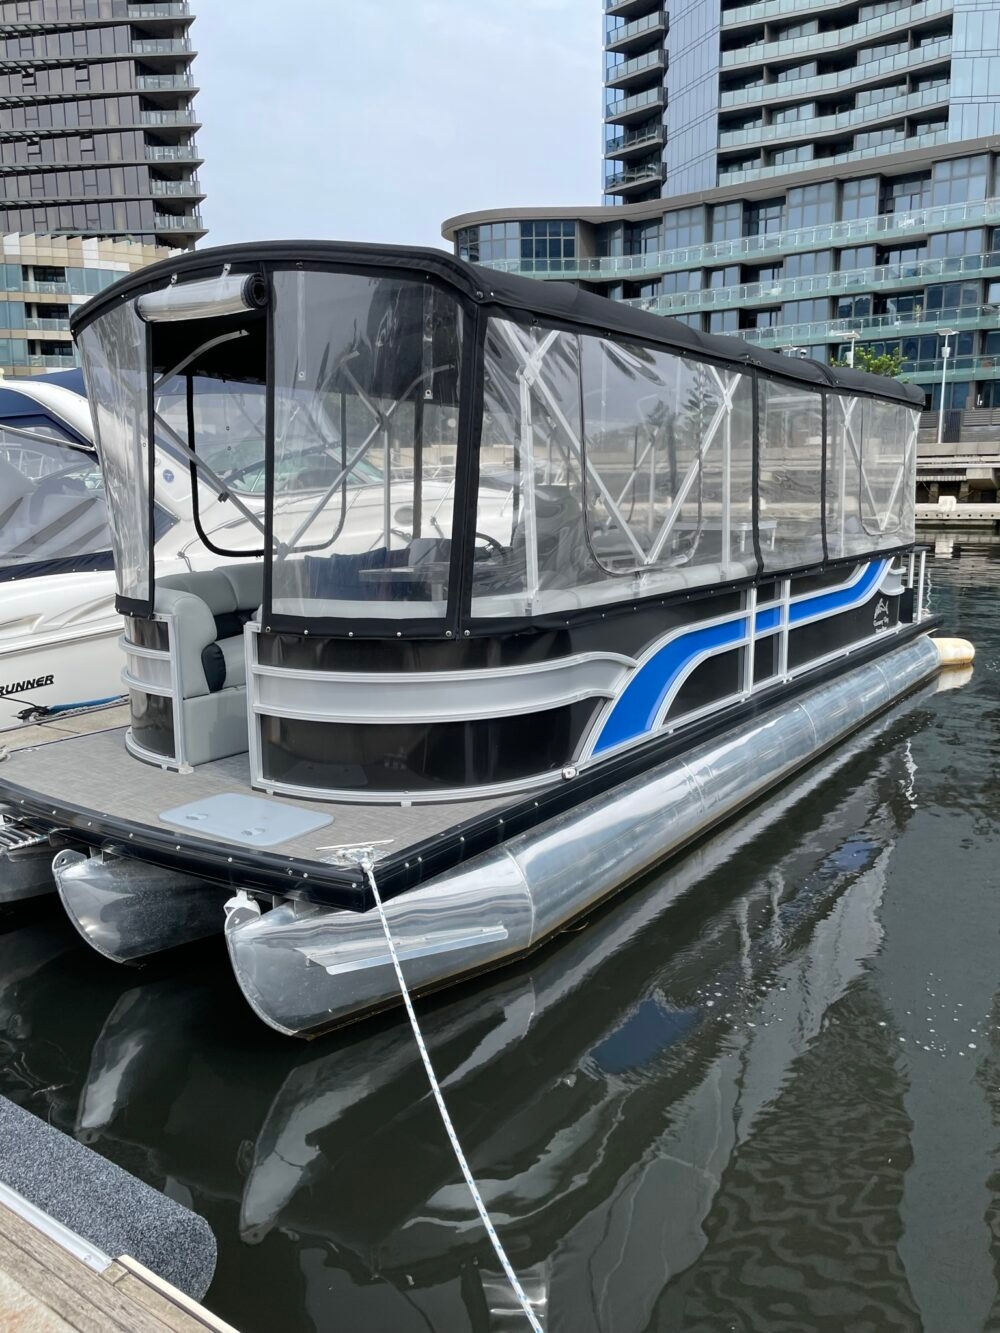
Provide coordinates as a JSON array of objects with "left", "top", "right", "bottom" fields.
[
  {"left": 844, "top": 330, "right": 861, "bottom": 368},
  {"left": 937, "top": 328, "right": 958, "bottom": 450}
]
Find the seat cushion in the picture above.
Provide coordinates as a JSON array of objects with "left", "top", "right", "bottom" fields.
[
  {"left": 219, "top": 635, "right": 247, "bottom": 689},
  {"left": 200, "top": 635, "right": 246, "bottom": 694}
]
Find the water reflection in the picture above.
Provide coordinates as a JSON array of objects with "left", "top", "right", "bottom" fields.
[{"left": 0, "top": 599, "right": 994, "bottom": 1332}]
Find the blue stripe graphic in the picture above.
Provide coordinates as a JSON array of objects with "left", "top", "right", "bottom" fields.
[
  {"left": 592, "top": 559, "right": 889, "bottom": 755},
  {"left": 788, "top": 559, "right": 886, "bottom": 625},
  {"left": 594, "top": 618, "right": 747, "bottom": 754}
]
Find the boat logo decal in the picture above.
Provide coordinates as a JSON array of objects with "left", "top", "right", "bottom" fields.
[
  {"left": 0, "top": 674, "right": 54, "bottom": 697},
  {"left": 873, "top": 597, "right": 891, "bottom": 633}
]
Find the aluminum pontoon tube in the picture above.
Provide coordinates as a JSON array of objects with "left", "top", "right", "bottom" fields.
[
  {"left": 226, "top": 632, "right": 945, "bottom": 1037},
  {"left": 53, "top": 850, "right": 230, "bottom": 963}
]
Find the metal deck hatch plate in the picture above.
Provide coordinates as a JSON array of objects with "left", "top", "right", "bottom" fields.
[{"left": 159, "top": 793, "right": 333, "bottom": 848}]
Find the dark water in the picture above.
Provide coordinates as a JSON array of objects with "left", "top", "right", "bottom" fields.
[{"left": 2, "top": 554, "right": 1000, "bottom": 1333}]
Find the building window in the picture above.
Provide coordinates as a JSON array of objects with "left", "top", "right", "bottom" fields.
[
  {"left": 840, "top": 177, "right": 879, "bottom": 220},
  {"left": 521, "top": 220, "right": 576, "bottom": 270},
  {"left": 661, "top": 270, "right": 703, "bottom": 294},
  {"left": 624, "top": 219, "right": 662, "bottom": 255},
  {"left": 928, "top": 229, "right": 984, "bottom": 259},
  {"left": 708, "top": 309, "right": 739, "bottom": 333},
  {"left": 662, "top": 207, "right": 705, "bottom": 250},
  {"left": 784, "top": 250, "right": 833, "bottom": 278},
  {"left": 835, "top": 294, "right": 873, "bottom": 318},
  {"left": 931, "top": 155, "right": 991, "bottom": 206},
  {"left": 880, "top": 172, "right": 930, "bottom": 214},
  {"left": 771, "top": 145, "right": 813, "bottom": 167},
  {"left": 711, "top": 201, "right": 742, "bottom": 241},
  {"left": 743, "top": 198, "right": 783, "bottom": 237}
]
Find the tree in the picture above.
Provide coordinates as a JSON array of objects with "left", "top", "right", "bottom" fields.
[{"left": 830, "top": 346, "right": 904, "bottom": 378}]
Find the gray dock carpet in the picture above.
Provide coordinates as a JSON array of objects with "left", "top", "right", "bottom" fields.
[{"left": 0, "top": 1095, "right": 216, "bottom": 1299}]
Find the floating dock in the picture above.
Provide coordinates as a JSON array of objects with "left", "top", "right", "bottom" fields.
[
  {"left": 0, "top": 1189, "right": 237, "bottom": 1332},
  {"left": 0, "top": 1094, "right": 233, "bottom": 1331}
]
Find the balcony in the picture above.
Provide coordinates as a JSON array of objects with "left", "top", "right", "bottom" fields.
[
  {"left": 27, "top": 352, "right": 77, "bottom": 369},
  {"left": 146, "top": 145, "right": 200, "bottom": 162},
  {"left": 128, "top": 3, "right": 190, "bottom": 16},
  {"left": 473, "top": 196, "right": 1000, "bottom": 285},
  {"left": 136, "top": 74, "right": 194, "bottom": 92},
  {"left": 21, "top": 280, "right": 70, "bottom": 295},
  {"left": 724, "top": 0, "right": 906, "bottom": 28},
  {"left": 606, "top": 49, "right": 665, "bottom": 91},
  {"left": 140, "top": 110, "right": 197, "bottom": 127},
  {"left": 718, "top": 85, "right": 950, "bottom": 150},
  {"left": 722, "top": 38, "right": 951, "bottom": 109},
  {"left": 739, "top": 304, "right": 993, "bottom": 350},
  {"left": 605, "top": 122, "right": 665, "bottom": 160},
  {"left": 720, "top": 127, "right": 950, "bottom": 186},
  {"left": 720, "top": 0, "right": 951, "bottom": 68},
  {"left": 605, "top": 164, "right": 666, "bottom": 196},
  {"left": 624, "top": 247, "right": 1000, "bottom": 318},
  {"left": 22, "top": 317, "right": 70, "bottom": 333},
  {"left": 150, "top": 177, "right": 202, "bottom": 196},
  {"left": 132, "top": 39, "right": 193, "bottom": 55},
  {"left": 605, "top": 0, "right": 663, "bottom": 18},
  {"left": 153, "top": 211, "right": 205, "bottom": 230},
  {"left": 607, "top": 10, "right": 667, "bottom": 54},
  {"left": 606, "top": 86, "right": 665, "bottom": 125}
]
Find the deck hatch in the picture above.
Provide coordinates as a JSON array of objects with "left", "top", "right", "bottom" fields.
[{"left": 159, "top": 792, "right": 332, "bottom": 847}]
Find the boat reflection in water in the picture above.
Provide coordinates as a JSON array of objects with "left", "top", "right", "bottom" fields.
[{"left": 0, "top": 676, "right": 946, "bottom": 1332}]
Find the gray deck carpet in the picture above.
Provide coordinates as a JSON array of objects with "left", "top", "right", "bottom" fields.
[{"left": 0, "top": 726, "right": 510, "bottom": 864}]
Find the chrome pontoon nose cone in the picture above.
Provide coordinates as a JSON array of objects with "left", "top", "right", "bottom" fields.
[{"left": 53, "top": 848, "right": 230, "bottom": 963}]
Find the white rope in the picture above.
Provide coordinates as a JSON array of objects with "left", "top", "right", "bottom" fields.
[{"left": 360, "top": 854, "right": 543, "bottom": 1333}]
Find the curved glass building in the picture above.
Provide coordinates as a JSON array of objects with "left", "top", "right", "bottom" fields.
[{"left": 443, "top": 0, "right": 1000, "bottom": 458}]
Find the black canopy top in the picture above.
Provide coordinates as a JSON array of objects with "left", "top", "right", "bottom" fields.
[{"left": 70, "top": 239, "right": 925, "bottom": 408}]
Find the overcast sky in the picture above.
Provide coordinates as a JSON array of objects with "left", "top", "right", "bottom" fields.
[{"left": 192, "top": 0, "right": 600, "bottom": 254}]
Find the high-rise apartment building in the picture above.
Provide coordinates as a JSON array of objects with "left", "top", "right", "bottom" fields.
[
  {"left": 444, "top": 0, "right": 1000, "bottom": 461},
  {"left": 0, "top": 0, "right": 205, "bottom": 375}
]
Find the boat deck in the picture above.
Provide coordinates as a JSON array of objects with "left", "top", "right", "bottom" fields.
[{"left": 0, "top": 722, "right": 518, "bottom": 910}]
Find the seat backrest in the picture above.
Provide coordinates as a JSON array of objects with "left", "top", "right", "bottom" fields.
[
  {"left": 157, "top": 568, "right": 239, "bottom": 617},
  {"left": 219, "top": 561, "right": 263, "bottom": 614}
]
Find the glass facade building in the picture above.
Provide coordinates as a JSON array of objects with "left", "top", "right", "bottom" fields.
[
  {"left": 0, "top": 232, "right": 169, "bottom": 374},
  {"left": 0, "top": 0, "right": 206, "bottom": 376},
  {"left": 0, "top": 0, "right": 205, "bottom": 247},
  {"left": 444, "top": 0, "right": 1000, "bottom": 440}
]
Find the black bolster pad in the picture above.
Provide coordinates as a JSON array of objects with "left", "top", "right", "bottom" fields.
[
  {"left": 214, "top": 610, "right": 250, "bottom": 640},
  {"left": 201, "top": 641, "right": 226, "bottom": 693}
]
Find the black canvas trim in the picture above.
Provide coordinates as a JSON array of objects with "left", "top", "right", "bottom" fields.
[{"left": 70, "top": 241, "right": 924, "bottom": 409}]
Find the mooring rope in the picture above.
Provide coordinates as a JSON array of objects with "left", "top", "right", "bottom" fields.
[{"left": 359, "top": 853, "right": 543, "bottom": 1333}]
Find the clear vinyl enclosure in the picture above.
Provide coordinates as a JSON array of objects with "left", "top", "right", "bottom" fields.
[{"left": 74, "top": 250, "right": 921, "bottom": 634}]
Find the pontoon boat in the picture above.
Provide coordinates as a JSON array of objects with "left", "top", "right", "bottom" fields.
[{"left": 0, "top": 241, "right": 964, "bottom": 1033}]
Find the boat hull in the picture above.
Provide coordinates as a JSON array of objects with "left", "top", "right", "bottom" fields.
[
  {"left": 53, "top": 849, "right": 230, "bottom": 963},
  {"left": 225, "top": 632, "right": 944, "bottom": 1036}
]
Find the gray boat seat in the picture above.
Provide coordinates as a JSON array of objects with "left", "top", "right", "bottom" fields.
[{"left": 152, "top": 562, "right": 263, "bottom": 766}]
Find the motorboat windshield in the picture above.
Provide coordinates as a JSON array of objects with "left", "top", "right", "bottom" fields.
[{"left": 0, "top": 399, "right": 111, "bottom": 579}]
